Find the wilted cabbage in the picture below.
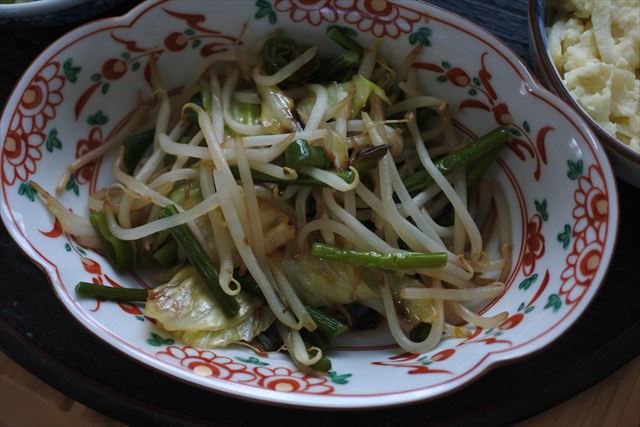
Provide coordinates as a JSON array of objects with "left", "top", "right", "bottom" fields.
[{"left": 145, "top": 266, "right": 273, "bottom": 347}]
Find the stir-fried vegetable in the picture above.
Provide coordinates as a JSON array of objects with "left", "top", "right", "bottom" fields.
[
  {"left": 229, "top": 165, "right": 355, "bottom": 187},
  {"left": 305, "top": 305, "right": 349, "bottom": 339},
  {"left": 75, "top": 282, "right": 147, "bottom": 301},
  {"left": 262, "top": 37, "right": 316, "bottom": 87},
  {"left": 159, "top": 205, "right": 240, "bottom": 317},
  {"left": 89, "top": 211, "right": 135, "bottom": 273},
  {"left": 351, "top": 145, "right": 389, "bottom": 172},
  {"left": 312, "top": 243, "right": 448, "bottom": 270},
  {"left": 309, "top": 356, "right": 332, "bottom": 372},
  {"left": 326, "top": 26, "right": 363, "bottom": 53},
  {"left": 285, "top": 139, "right": 330, "bottom": 170},
  {"left": 410, "top": 323, "right": 432, "bottom": 341},
  {"left": 152, "top": 238, "right": 178, "bottom": 266},
  {"left": 297, "top": 74, "right": 389, "bottom": 122},
  {"left": 389, "top": 106, "right": 438, "bottom": 134},
  {"left": 259, "top": 85, "right": 301, "bottom": 132},
  {"left": 171, "top": 305, "right": 274, "bottom": 348},
  {"left": 252, "top": 324, "right": 283, "bottom": 352},
  {"left": 169, "top": 181, "right": 202, "bottom": 206},
  {"left": 280, "top": 252, "right": 379, "bottom": 307},
  {"left": 310, "top": 50, "right": 361, "bottom": 83},
  {"left": 230, "top": 101, "right": 261, "bottom": 126},
  {"left": 184, "top": 93, "right": 203, "bottom": 124},
  {"left": 301, "top": 329, "right": 330, "bottom": 350},
  {"left": 41, "top": 26, "right": 514, "bottom": 372},
  {"left": 466, "top": 146, "right": 505, "bottom": 185},
  {"left": 122, "top": 129, "right": 154, "bottom": 173},
  {"left": 145, "top": 266, "right": 259, "bottom": 331},
  {"left": 347, "top": 75, "right": 390, "bottom": 117},
  {"left": 403, "top": 127, "right": 509, "bottom": 193}
]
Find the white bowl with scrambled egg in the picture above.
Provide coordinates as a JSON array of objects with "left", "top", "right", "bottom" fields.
[{"left": 529, "top": 0, "right": 640, "bottom": 186}]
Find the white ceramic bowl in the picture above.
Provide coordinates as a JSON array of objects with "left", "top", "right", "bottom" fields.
[{"left": 0, "top": 0, "right": 619, "bottom": 409}]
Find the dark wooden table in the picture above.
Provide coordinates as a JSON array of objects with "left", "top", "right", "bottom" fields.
[{"left": 1, "top": 1, "right": 639, "bottom": 426}]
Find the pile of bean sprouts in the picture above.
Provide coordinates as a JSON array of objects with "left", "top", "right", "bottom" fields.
[{"left": 36, "top": 29, "right": 513, "bottom": 372}]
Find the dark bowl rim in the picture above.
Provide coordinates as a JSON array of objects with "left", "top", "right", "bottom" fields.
[
  {"left": 0, "top": 0, "right": 88, "bottom": 18},
  {"left": 527, "top": 0, "right": 640, "bottom": 164}
]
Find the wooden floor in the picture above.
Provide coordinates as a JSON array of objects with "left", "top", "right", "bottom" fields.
[
  {"left": 1, "top": 351, "right": 638, "bottom": 426},
  {"left": 517, "top": 355, "right": 640, "bottom": 427}
]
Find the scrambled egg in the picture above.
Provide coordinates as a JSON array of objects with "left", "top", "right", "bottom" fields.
[{"left": 547, "top": 0, "right": 640, "bottom": 151}]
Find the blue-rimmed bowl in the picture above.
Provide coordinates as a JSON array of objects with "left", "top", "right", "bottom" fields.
[{"left": 528, "top": 0, "right": 640, "bottom": 186}]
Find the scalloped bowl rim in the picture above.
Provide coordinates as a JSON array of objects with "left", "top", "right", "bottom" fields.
[{"left": 0, "top": 0, "right": 620, "bottom": 409}]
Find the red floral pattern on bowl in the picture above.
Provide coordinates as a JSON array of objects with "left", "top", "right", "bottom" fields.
[
  {"left": 9, "top": 62, "right": 65, "bottom": 135},
  {"left": 2, "top": 130, "right": 45, "bottom": 185},
  {"left": 560, "top": 165, "right": 609, "bottom": 305},
  {"left": 254, "top": 367, "right": 334, "bottom": 394},
  {"left": 157, "top": 346, "right": 257, "bottom": 383},
  {"left": 275, "top": 0, "right": 338, "bottom": 25},
  {"left": 274, "top": 0, "right": 421, "bottom": 38},
  {"left": 523, "top": 214, "right": 545, "bottom": 276}
]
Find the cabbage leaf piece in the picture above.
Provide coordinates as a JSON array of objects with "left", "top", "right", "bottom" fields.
[
  {"left": 230, "top": 100, "right": 261, "bottom": 126},
  {"left": 258, "top": 85, "right": 297, "bottom": 133},
  {"left": 390, "top": 277, "right": 438, "bottom": 328},
  {"left": 145, "top": 266, "right": 263, "bottom": 332},
  {"left": 172, "top": 305, "right": 275, "bottom": 348},
  {"left": 297, "top": 74, "right": 389, "bottom": 122},
  {"left": 279, "top": 252, "right": 379, "bottom": 307},
  {"left": 279, "top": 251, "right": 437, "bottom": 329}
]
